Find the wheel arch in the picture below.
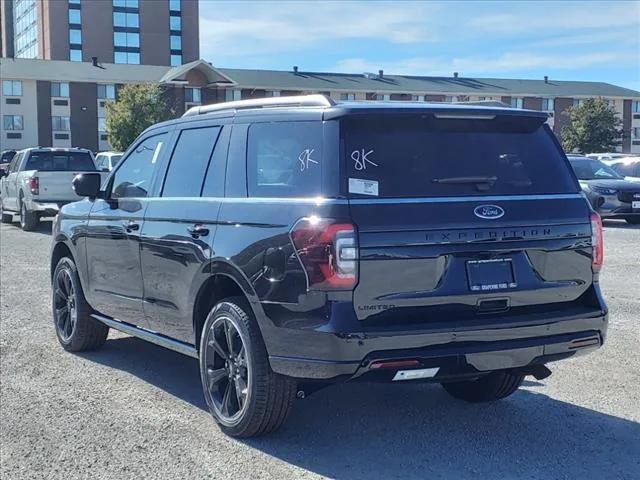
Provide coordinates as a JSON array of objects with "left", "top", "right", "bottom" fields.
[{"left": 192, "top": 261, "right": 266, "bottom": 353}]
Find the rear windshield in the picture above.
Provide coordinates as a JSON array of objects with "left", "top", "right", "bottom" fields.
[
  {"left": 111, "top": 155, "right": 123, "bottom": 166},
  {"left": 568, "top": 159, "right": 623, "bottom": 180},
  {"left": 25, "top": 151, "right": 96, "bottom": 172},
  {"left": 342, "top": 115, "right": 577, "bottom": 198}
]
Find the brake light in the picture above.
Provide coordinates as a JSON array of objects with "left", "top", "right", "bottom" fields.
[
  {"left": 290, "top": 217, "right": 358, "bottom": 290},
  {"left": 28, "top": 176, "right": 39, "bottom": 195},
  {"left": 590, "top": 213, "right": 603, "bottom": 272}
]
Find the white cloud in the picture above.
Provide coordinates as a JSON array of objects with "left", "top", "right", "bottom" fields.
[
  {"left": 199, "top": 1, "right": 441, "bottom": 58},
  {"left": 333, "top": 51, "right": 635, "bottom": 77}
]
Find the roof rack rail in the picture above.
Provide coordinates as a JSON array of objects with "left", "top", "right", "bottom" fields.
[{"left": 182, "top": 94, "right": 335, "bottom": 117}]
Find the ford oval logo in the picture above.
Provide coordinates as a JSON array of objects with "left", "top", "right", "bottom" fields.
[{"left": 474, "top": 205, "right": 505, "bottom": 220}]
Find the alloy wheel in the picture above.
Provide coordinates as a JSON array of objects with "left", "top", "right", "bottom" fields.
[
  {"left": 203, "top": 315, "right": 251, "bottom": 425},
  {"left": 53, "top": 268, "right": 77, "bottom": 342}
]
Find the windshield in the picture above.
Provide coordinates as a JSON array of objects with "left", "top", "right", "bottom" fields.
[
  {"left": 569, "top": 159, "right": 623, "bottom": 180},
  {"left": 25, "top": 151, "right": 96, "bottom": 172},
  {"left": 342, "top": 115, "right": 577, "bottom": 198}
]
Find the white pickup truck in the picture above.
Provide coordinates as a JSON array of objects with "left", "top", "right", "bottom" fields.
[{"left": 0, "top": 147, "right": 101, "bottom": 231}]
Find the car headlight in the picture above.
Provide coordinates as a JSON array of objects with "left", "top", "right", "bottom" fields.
[{"left": 591, "top": 186, "right": 618, "bottom": 195}]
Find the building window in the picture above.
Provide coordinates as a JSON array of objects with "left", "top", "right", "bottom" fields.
[
  {"left": 98, "top": 117, "right": 107, "bottom": 132},
  {"left": 573, "top": 99, "right": 585, "bottom": 107},
  {"left": 114, "top": 52, "right": 140, "bottom": 64},
  {"left": 52, "top": 116, "right": 71, "bottom": 131},
  {"left": 170, "top": 35, "right": 182, "bottom": 50},
  {"left": 170, "top": 15, "right": 181, "bottom": 31},
  {"left": 68, "top": 9, "right": 81, "bottom": 25},
  {"left": 169, "top": 0, "right": 181, "bottom": 11},
  {"left": 170, "top": 54, "right": 182, "bottom": 66},
  {"left": 3, "top": 115, "right": 24, "bottom": 130},
  {"left": 632, "top": 101, "right": 640, "bottom": 113},
  {"left": 2, "top": 80, "right": 22, "bottom": 96},
  {"left": 510, "top": 97, "right": 523, "bottom": 109},
  {"left": 114, "top": 32, "right": 140, "bottom": 48},
  {"left": 113, "top": 0, "right": 138, "bottom": 8},
  {"left": 69, "top": 49, "right": 82, "bottom": 61},
  {"left": 444, "top": 96, "right": 458, "bottom": 103},
  {"left": 69, "top": 29, "right": 82, "bottom": 45},
  {"left": 265, "top": 91, "right": 280, "bottom": 97},
  {"left": 633, "top": 128, "right": 640, "bottom": 139},
  {"left": 411, "top": 95, "right": 423, "bottom": 101},
  {"left": 340, "top": 93, "right": 356, "bottom": 101},
  {"left": 51, "top": 82, "right": 70, "bottom": 98},
  {"left": 13, "top": 0, "right": 38, "bottom": 58},
  {"left": 113, "top": 12, "right": 139, "bottom": 28},
  {"left": 185, "top": 87, "right": 201, "bottom": 103},
  {"left": 542, "top": 98, "right": 555, "bottom": 111},
  {"left": 97, "top": 84, "right": 116, "bottom": 100},
  {"left": 69, "top": 0, "right": 81, "bottom": 4},
  {"left": 225, "top": 89, "right": 241, "bottom": 102}
]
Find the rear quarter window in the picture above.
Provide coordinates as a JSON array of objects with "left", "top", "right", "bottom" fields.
[
  {"left": 247, "top": 121, "right": 323, "bottom": 198},
  {"left": 342, "top": 115, "right": 577, "bottom": 198}
]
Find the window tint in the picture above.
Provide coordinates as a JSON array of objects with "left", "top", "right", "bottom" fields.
[
  {"left": 162, "top": 127, "right": 221, "bottom": 197},
  {"left": 343, "top": 115, "right": 578, "bottom": 198},
  {"left": 111, "top": 133, "right": 167, "bottom": 199},
  {"left": 247, "top": 122, "right": 323, "bottom": 198},
  {"left": 25, "top": 151, "right": 96, "bottom": 172}
]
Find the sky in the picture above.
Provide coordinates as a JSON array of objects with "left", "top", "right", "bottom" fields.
[{"left": 198, "top": 0, "right": 640, "bottom": 91}]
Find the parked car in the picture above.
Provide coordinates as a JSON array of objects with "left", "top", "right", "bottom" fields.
[
  {"left": 94, "top": 151, "right": 123, "bottom": 172},
  {"left": 0, "top": 147, "right": 100, "bottom": 230},
  {"left": 0, "top": 149, "right": 16, "bottom": 170},
  {"left": 567, "top": 155, "right": 640, "bottom": 224},
  {"left": 50, "top": 96, "right": 608, "bottom": 437},
  {"left": 608, "top": 157, "right": 640, "bottom": 183},
  {"left": 586, "top": 153, "right": 629, "bottom": 162}
]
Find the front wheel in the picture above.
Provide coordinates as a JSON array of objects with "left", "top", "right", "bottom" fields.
[
  {"left": 199, "top": 297, "right": 296, "bottom": 437},
  {"left": 52, "top": 257, "right": 109, "bottom": 351},
  {"left": 441, "top": 371, "right": 524, "bottom": 403}
]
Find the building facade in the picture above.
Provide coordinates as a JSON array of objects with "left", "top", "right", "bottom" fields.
[
  {"left": 1, "top": 57, "right": 639, "bottom": 153},
  {"left": 0, "top": 0, "right": 198, "bottom": 66}
]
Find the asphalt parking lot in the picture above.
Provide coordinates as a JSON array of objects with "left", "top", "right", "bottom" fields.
[{"left": 1, "top": 219, "right": 639, "bottom": 480}]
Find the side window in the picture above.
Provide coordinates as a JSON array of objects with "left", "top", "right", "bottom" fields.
[
  {"left": 247, "top": 121, "right": 323, "bottom": 198},
  {"left": 161, "top": 126, "right": 221, "bottom": 197},
  {"left": 9, "top": 153, "right": 23, "bottom": 173},
  {"left": 111, "top": 133, "right": 167, "bottom": 199},
  {"left": 95, "top": 155, "right": 105, "bottom": 169}
]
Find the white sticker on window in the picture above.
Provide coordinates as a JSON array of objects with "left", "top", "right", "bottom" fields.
[
  {"left": 151, "top": 141, "right": 163, "bottom": 164},
  {"left": 349, "top": 178, "right": 379, "bottom": 196}
]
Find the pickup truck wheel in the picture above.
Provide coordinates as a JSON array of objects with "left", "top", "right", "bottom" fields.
[
  {"left": 52, "top": 257, "right": 109, "bottom": 352},
  {"left": 199, "top": 297, "right": 296, "bottom": 438},
  {"left": 0, "top": 200, "right": 12, "bottom": 223},
  {"left": 19, "top": 201, "right": 38, "bottom": 231},
  {"left": 441, "top": 371, "right": 524, "bottom": 403}
]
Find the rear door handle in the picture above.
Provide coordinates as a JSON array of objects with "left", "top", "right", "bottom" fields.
[
  {"left": 187, "top": 224, "right": 209, "bottom": 238},
  {"left": 123, "top": 221, "right": 139, "bottom": 232}
]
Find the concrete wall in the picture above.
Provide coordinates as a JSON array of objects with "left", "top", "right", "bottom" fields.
[
  {"left": 70, "top": 82, "right": 98, "bottom": 151},
  {"left": 140, "top": 0, "right": 170, "bottom": 66},
  {"left": 81, "top": 0, "right": 114, "bottom": 63}
]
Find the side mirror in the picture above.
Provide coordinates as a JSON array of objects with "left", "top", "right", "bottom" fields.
[{"left": 72, "top": 173, "right": 101, "bottom": 199}]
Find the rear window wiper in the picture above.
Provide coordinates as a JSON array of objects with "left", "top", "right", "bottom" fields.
[{"left": 432, "top": 176, "right": 497, "bottom": 191}]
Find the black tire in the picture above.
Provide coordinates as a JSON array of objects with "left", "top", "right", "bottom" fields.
[
  {"left": 199, "top": 297, "right": 296, "bottom": 438},
  {"left": 441, "top": 371, "right": 524, "bottom": 403},
  {"left": 0, "top": 199, "right": 12, "bottom": 223},
  {"left": 52, "top": 256, "right": 109, "bottom": 352},
  {"left": 19, "top": 199, "right": 38, "bottom": 231},
  {"left": 626, "top": 217, "right": 640, "bottom": 225}
]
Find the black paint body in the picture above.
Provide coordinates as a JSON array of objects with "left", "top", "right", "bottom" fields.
[{"left": 51, "top": 103, "right": 608, "bottom": 382}]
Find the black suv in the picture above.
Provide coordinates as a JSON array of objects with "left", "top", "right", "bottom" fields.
[{"left": 51, "top": 96, "right": 608, "bottom": 437}]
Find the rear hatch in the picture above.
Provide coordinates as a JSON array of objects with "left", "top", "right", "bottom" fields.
[
  {"left": 342, "top": 111, "right": 595, "bottom": 324},
  {"left": 25, "top": 150, "right": 97, "bottom": 202}
]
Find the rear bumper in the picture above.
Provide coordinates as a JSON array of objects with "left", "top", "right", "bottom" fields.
[
  {"left": 25, "top": 199, "right": 65, "bottom": 215},
  {"left": 266, "top": 308, "right": 608, "bottom": 381}
]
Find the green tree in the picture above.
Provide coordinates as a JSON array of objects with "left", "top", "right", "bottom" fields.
[
  {"left": 105, "top": 83, "right": 176, "bottom": 151},
  {"left": 561, "top": 97, "right": 622, "bottom": 153}
]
